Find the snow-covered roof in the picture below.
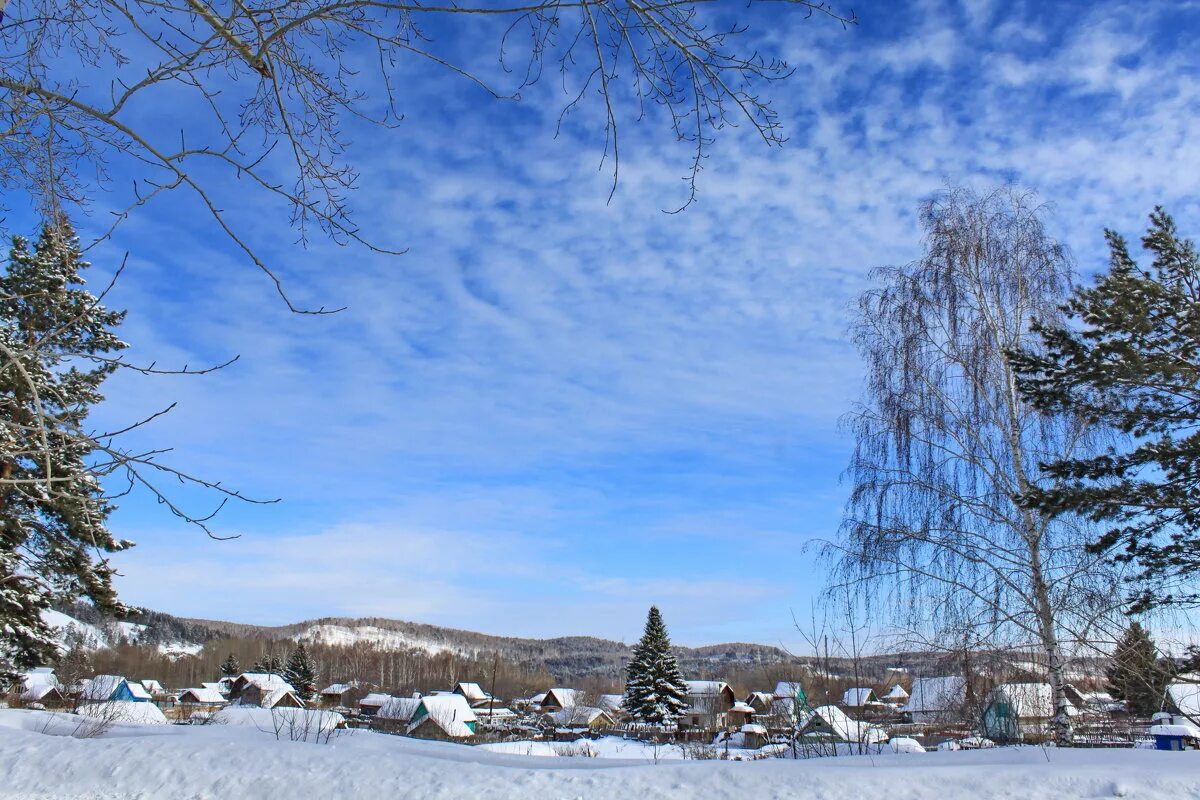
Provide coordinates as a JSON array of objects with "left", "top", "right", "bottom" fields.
[
  {"left": 201, "top": 682, "right": 226, "bottom": 693},
  {"left": 141, "top": 680, "right": 165, "bottom": 695},
  {"left": 261, "top": 688, "right": 302, "bottom": 709},
  {"left": 179, "top": 687, "right": 227, "bottom": 704},
  {"left": 320, "top": 683, "right": 352, "bottom": 695},
  {"left": 684, "top": 680, "right": 730, "bottom": 696},
  {"left": 80, "top": 675, "right": 128, "bottom": 701},
  {"left": 551, "top": 706, "right": 612, "bottom": 728},
  {"left": 842, "top": 687, "right": 876, "bottom": 707},
  {"left": 21, "top": 682, "right": 60, "bottom": 702},
  {"left": 598, "top": 694, "right": 625, "bottom": 713},
  {"left": 127, "top": 682, "right": 153, "bottom": 701},
  {"left": 746, "top": 691, "right": 775, "bottom": 705},
  {"left": 902, "top": 676, "right": 966, "bottom": 714},
  {"left": 454, "top": 682, "right": 492, "bottom": 702},
  {"left": 774, "top": 681, "right": 804, "bottom": 699},
  {"left": 730, "top": 701, "right": 755, "bottom": 713},
  {"left": 882, "top": 684, "right": 909, "bottom": 700},
  {"left": 474, "top": 707, "right": 517, "bottom": 720},
  {"left": 409, "top": 694, "right": 477, "bottom": 738},
  {"left": 377, "top": 697, "right": 422, "bottom": 721},
  {"left": 236, "top": 673, "right": 292, "bottom": 691},
  {"left": 804, "top": 705, "right": 886, "bottom": 744},
  {"left": 741, "top": 723, "right": 767, "bottom": 735},
  {"left": 1151, "top": 723, "right": 1200, "bottom": 739},
  {"left": 77, "top": 700, "right": 168, "bottom": 726},
  {"left": 543, "top": 688, "right": 578, "bottom": 708},
  {"left": 1167, "top": 682, "right": 1200, "bottom": 717},
  {"left": 360, "top": 692, "right": 392, "bottom": 707}
]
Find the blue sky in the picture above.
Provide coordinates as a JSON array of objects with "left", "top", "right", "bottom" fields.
[{"left": 29, "top": 0, "right": 1200, "bottom": 648}]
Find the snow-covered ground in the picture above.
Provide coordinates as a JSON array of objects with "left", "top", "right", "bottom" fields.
[{"left": 2, "top": 708, "right": 1198, "bottom": 800}]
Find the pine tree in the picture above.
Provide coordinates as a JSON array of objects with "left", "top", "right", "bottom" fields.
[
  {"left": 1106, "top": 622, "right": 1173, "bottom": 717},
  {"left": 0, "top": 218, "right": 129, "bottom": 678},
  {"left": 283, "top": 643, "right": 317, "bottom": 700},
  {"left": 220, "top": 652, "right": 241, "bottom": 677},
  {"left": 252, "top": 653, "right": 284, "bottom": 675},
  {"left": 623, "top": 606, "right": 689, "bottom": 725},
  {"left": 1014, "top": 208, "right": 1200, "bottom": 612}
]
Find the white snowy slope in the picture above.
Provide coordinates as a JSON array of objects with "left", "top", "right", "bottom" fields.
[
  {"left": 2, "top": 709, "right": 1199, "bottom": 800},
  {"left": 40, "top": 609, "right": 149, "bottom": 651},
  {"left": 296, "top": 623, "right": 464, "bottom": 655}
]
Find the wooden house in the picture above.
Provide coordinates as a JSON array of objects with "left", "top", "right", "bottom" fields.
[
  {"left": 549, "top": 705, "right": 615, "bottom": 731},
  {"left": 841, "top": 687, "right": 880, "bottom": 711},
  {"left": 178, "top": 685, "right": 228, "bottom": 707},
  {"left": 798, "top": 705, "right": 886, "bottom": 744},
  {"left": 20, "top": 669, "right": 64, "bottom": 708},
  {"left": 682, "top": 680, "right": 737, "bottom": 730},
  {"left": 80, "top": 675, "right": 153, "bottom": 703},
  {"left": 539, "top": 688, "right": 579, "bottom": 712},
  {"left": 981, "top": 683, "right": 1074, "bottom": 742},
  {"left": 452, "top": 682, "right": 497, "bottom": 708},
  {"left": 901, "top": 676, "right": 967, "bottom": 724},
  {"left": 406, "top": 694, "right": 477, "bottom": 741},
  {"left": 228, "top": 673, "right": 303, "bottom": 709}
]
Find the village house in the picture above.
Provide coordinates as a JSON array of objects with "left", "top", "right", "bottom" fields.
[
  {"left": 452, "top": 682, "right": 497, "bottom": 709},
  {"left": 80, "top": 675, "right": 153, "bottom": 704},
  {"left": 881, "top": 684, "right": 909, "bottom": 706},
  {"left": 140, "top": 679, "right": 167, "bottom": 698},
  {"left": 682, "top": 681, "right": 737, "bottom": 730},
  {"left": 227, "top": 673, "right": 303, "bottom": 709},
  {"left": 177, "top": 685, "right": 228, "bottom": 708},
  {"left": 370, "top": 696, "right": 423, "bottom": 732},
  {"left": 981, "top": 683, "right": 1074, "bottom": 742},
  {"left": 1164, "top": 680, "right": 1200, "bottom": 722},
  {"left": 597, "top": 694, "right": 625, "bottom": 719},
  {"left": 538, "top": 688, "right": 579, "bottom": 712},
  {"left": 550, "top": 705, "right": 615, "bottom": 733},
  {"left": 19, "top": 668, "right": 64, "bottom": 708},
  {"left": 358, "top": 692, "right": 393, "bottom": 717},
  {"left": 841, "top": 687, "right": 880, "bottom": 711},
  {"left": 902, "top": 676, "right": 967, "bottom": 724},
  {"left": 318, "top": 683, "right": 370, "bottom": 709},
  {"left": 406, "top": 694, "right": 478, "bottom": 741},
  {"left": 798, "top": 705, "right": 886, "bottom": 744}
]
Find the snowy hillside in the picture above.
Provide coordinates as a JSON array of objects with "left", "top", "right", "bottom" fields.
[
  {"left": 296, "top": 622, "right": 463, "bottom": 655},
  {"left": 40, "top": 609, "right": 146, "bottom": 651},
  {"left": 1, "top": 708, "right": 1198, "bottom": 800}
]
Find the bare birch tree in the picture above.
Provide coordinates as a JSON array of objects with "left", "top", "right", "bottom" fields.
[{"left": 826, "top": 186, "right": 1123, "bottom": 741}]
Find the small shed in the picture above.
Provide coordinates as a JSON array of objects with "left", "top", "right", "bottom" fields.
[
  {"left": 178, "top": 686, "right": 228, "bottom": 707},
  {"left": 1150, "top": 722, "right": 1200, "bottom": 751}
]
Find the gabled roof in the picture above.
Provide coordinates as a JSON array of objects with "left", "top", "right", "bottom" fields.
[
  {"left": 320, "top": 683, "right": 352, "bottom": 695},
  {"left": 842, "top": 687, "right": 877, "bottom": 706},
  {"left": 1167, "top": 682, "right": 1200, "bottom": 717},
  {"left": 746, "top": 691, "right": 775, "bottom": 706},
  {"left": 141, "top": 680, "right": 165, "bottom": 695},
  {"left": 882, "top": 684, "right": 909, "bottom": 700},
  {"left": 902, "top": 676, "right": 966, "bottom": 714},
  {"left": 179, "top": 686, "right": 227, "bottom": 704},
  {"left": 21, "top": 682, "right": 61, "bottom": 702},
  {"left": 454, "top": 682, "right": 492, "bottom": 702},
  {"left": 359, "top": 692, "right": 392, "bottom": 707},
  {"left": 235, "top": 673, "right": 292, "bottom": 691},
  {"left": 804, "top": 705, "right": 886, "bottom": 743},
  {"left": 261, "top": 687, "right": 302, "bottom": 709},
  {"left": 551, "top": 706, "right": 614, "bottom": 728},
  {"left": 80, "top": 675, "right": 128, "bottom": 701},
  {"left": 542, "top": 688, "right": 578, "bottom": 708},
  {"left": 598, "top": 694, "right": 625, "bottom": 713},
  {"left": 409, "top": 694, "right": 477, "bottom": 738},
  {"left": 774, "top": 681, "right": 804, "bottom": 699},
  {"left": 127, "top": 682, "right": 153, "bottom": 701},
  {"left": 377, "top": 697, "right": 422, "bottom": 721},
  {"left": 684, "top": 680, "right": 730, "bottom": 696}
]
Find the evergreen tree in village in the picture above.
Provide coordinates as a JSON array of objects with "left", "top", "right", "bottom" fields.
[
  {"left": 220, "top": 652, "right": 241, "bottom": 677},
  {"left": 623, "top": 606, "right": 689, "bottom": 725},
  {"left": 0, "top": 218, "right": 130, "bottom": 678},
  {"left": 252, "top": 652, "right": 285, "bottom": 675},
  {"left": 1014, "top": 209, "right": 1200, "bottom": 612},
  {"left": 1106, "top": 622, "right": 1173, "bottom": 717},
  {"left": 284, "top": 642, "right": 318, "bottom": 700}
]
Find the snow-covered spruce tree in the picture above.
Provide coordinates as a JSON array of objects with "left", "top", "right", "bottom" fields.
[
  {"left": 1014, "top": 209, "right": 1200, "bottom": 613},
  {"left": 284, "top": 643, "right": 317, "bottom": 699},
  {"left": 624, "top": 606, "right": 689, "bottom": 725},
  {"left": 253, "top": 652, "right": 285, "bottom": 675},
  {"left": 220, "top": 652, "right": 241, "bottom": 677},
  {"left": 0, "top": 218, "right": 130, "bottom": 678},
  {"left": 1106, "top": 622, "right": 1173, "bottom": 718}
]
